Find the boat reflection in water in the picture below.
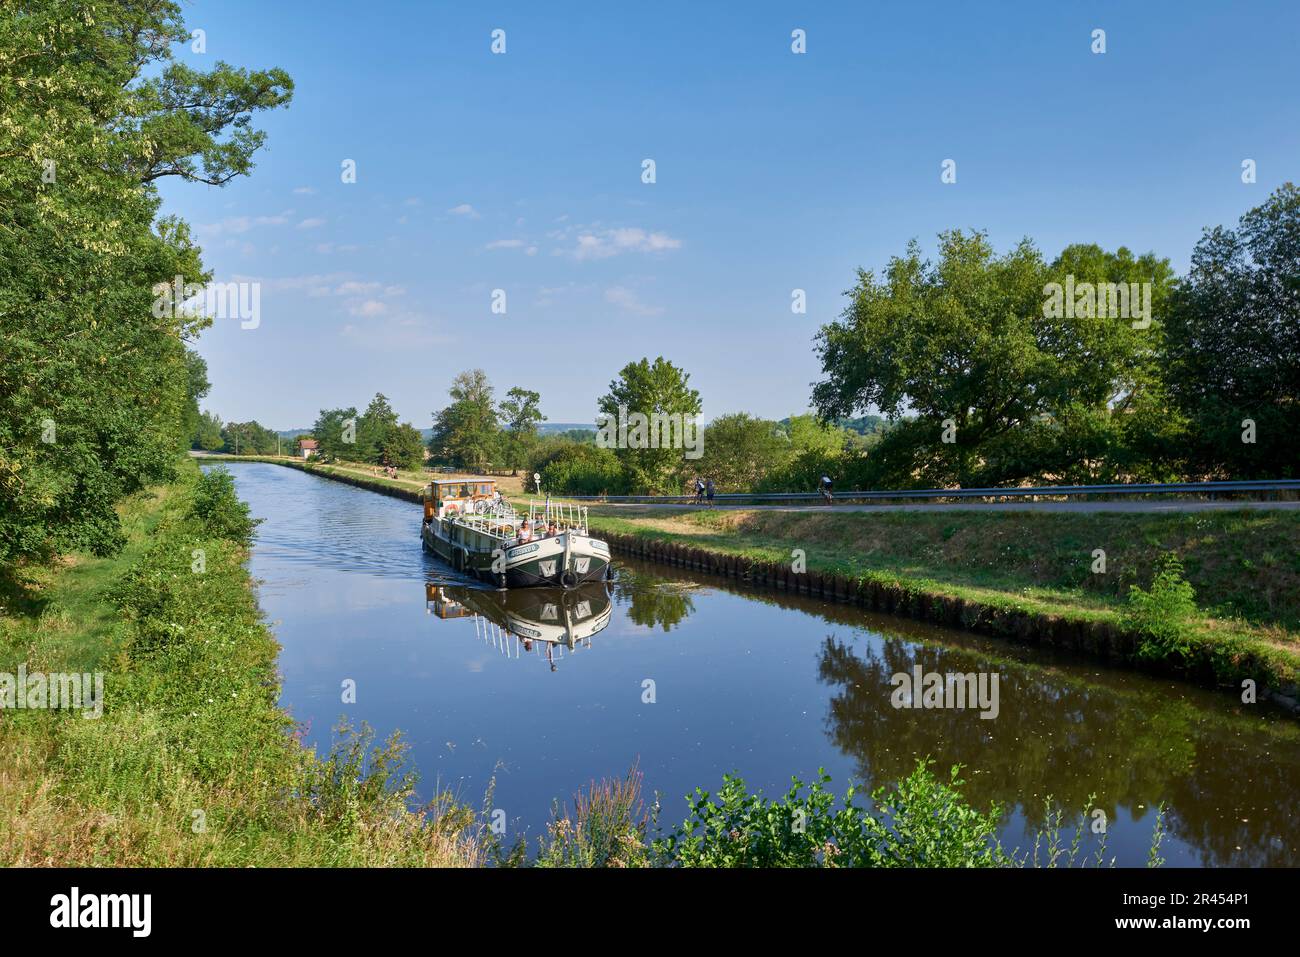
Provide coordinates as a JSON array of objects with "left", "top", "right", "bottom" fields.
[{"left": 424, "top": 580, "right": 614, "bottom": 671}]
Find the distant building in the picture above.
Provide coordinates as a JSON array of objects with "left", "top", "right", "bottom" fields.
[{"left": 297, "top": 438, "right": 319, "bottom": 459}]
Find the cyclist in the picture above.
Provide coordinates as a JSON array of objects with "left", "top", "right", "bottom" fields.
[
  {"left": 820, "top": 474, "right": 834, "bottom": 504},
  {"left": 693, "top": 476, "right": 706, "bottom": 505}
]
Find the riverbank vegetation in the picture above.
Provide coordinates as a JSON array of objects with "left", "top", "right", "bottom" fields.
[
  {"left": 0, "top": 460, "right": 483, "bottom": 865},
  {"left": 0, "top": 0, "right": 292, "bottom": 570},
  {"left": 528, "top": 762, "right": 1165, "bottom": 868}
]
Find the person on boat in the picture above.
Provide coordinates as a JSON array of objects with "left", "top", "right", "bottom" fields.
[
  {"left": 705, "top": 478, "right": 716, "bottom": 507},
  {"left": 517, "top": 521, "right": 533, "bottom": 544},
  {"left": 547, "top": 522, "right": 559, "bottom": 538}
]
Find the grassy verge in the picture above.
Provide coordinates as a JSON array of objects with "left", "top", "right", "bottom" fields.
[
  {"left": 586, "top": 507, "right": 1300, "bottom": 701},
  {"left": 0, "top": 458, "right": 482, "bottom": 866}
]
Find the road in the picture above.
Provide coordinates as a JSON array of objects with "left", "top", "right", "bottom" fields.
[{"left": 593, "top": 499, "right": 1300, "bottom": 514}]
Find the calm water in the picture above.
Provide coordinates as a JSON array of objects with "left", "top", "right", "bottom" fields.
[{"left": 218, "top": 462, "right": 1300, "bottom": 866}]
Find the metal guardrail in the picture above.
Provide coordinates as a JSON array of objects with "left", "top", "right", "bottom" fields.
[{"left": 563, "top": 479, "right": 1300, "bottom": 505}]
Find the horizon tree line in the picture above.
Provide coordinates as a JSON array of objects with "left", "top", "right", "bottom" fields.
[{"left": 194, "top": 184, "right": 1298, "bottom": 498}]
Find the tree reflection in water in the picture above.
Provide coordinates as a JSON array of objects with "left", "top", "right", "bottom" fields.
[
  {"left": 816, "top": 633, "right": 1300, "bottom": 867},
  {"left": 610, "top": 568, "right": 696, "bottom": 632}
]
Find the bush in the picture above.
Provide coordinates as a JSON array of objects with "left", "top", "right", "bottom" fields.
[
  {"left": 188, "top": 467, "right": 261, "bottom": 545},
  {"left": 653, "top": 762, "right": 1007, "bottom": 868},
  {"left": 1125, "top": 554, "right": 1199, "bottom": 660},
  {"left": 539, "top": 445, "right": 627, "bottom": 495},
  {"left": 756, "top": 448, "right": 853, "bottom": 493}
]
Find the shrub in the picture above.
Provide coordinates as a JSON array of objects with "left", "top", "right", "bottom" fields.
[
  {"left": 539, "top": 445, "right": 627, "bottom": 495},
  {"left": 1125, "top": 554, "right": 1199, "bottom": 661},
  {"left": 653, "top": 762, "right": 1007, "bottom": 868},
  {"left": 188, "top": 467, "right": 261, "bottom": 545}
]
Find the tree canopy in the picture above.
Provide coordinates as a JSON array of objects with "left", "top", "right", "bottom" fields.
[
  {"left": 597, "top": 357, "right": 703, "bottom": 493},
  {"left": 0, "top": 0, "right": 292, "bottom": 567},
  {"left": 812, "top": 230, "right": 1175, "bottom": 487},
  {"left": 1164, "top": 183, "right": 1300, "bottom": 479},
  {"left": 429, "top": 370, "right": 501, "bottom": 470}
]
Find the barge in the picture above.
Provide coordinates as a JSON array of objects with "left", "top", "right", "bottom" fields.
[{"left": 420, "top": 477, "right": 611, "bottom": 588}]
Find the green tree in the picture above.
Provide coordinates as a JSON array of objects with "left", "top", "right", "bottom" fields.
[
  {"left": 382, "top": 422, "right": 425, "bottom": 471},
  {"left": 311, "top": 407, "right": 359, "bottom": 461},
  {"left": 497, "top": 387, "right": 546, "bottom": 474},
  {"left": 539, "top": 445, "right": 627, "bottom": 495},
  {"left": 812, "top": 231, "right": 1172, "bottom": 487},
  {"left": 0, "top": 0, "right": 292, "bottom": 566},
  {"left": 429, "top": 369, "right": 500, "bottom": 470},
  {"left": 782, "top": 414, "right": 848, "bottom": 457},
  {"left": 195, "top": 410, "right": 225, "bottom": 452},
  {"left": 356, "top": 392, "right": 398, "bottom": 464},
  {"left": 1164, "top": 184, "right": 1300, "bottom": 479},
  {"left": 596, "top": 357, "right": 703, "bottom": 493},
  {"left": 221, "top": 420, "right": 278, "bottom": 455},
  {"left": 698, "top": 414, "right": 785, "bottom": 492},
  {"left": 183, "top": 349, "right": 211, "bottom": 448}
]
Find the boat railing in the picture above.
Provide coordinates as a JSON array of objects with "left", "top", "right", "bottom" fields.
[
  {"left": 453, "top": 501, "right": 521, "bottom": 538},
  {"left": 526, "top": 499, "right": 589, "bottom": 534}
]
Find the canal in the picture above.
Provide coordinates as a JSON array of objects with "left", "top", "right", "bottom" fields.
[{"left": 219, "top": 461, "right": 1300, "bottom": 866}]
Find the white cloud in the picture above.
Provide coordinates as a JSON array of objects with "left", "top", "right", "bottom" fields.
[
  {"left": 296, "top": 217, "right": 327, "bottom": 230},
  {"left": 604, "top": 285, "right": 663, "bottom": 316},
  {"left": 566, "top": 226, "right": 682, "bottom": 261},
  {"left": 228, "top": 273, "right": 400, "bottom": 302},
  {"left": 485, "top": 239, "right": 526, "bottom": 250},
  {"left": 231, "top": 272, "right": 346, "bottom": 297},
  {"left": 334, "top": 280, "right": 382, "bottom": 296},
  {"left": 448, "top": 203, "right": 480, "bottom": 218},
  {"left": 341, "top": 314, "right": 452, "bottom": 350},
  {"left": 293, "top": 186, "right": 317, "bottom": 195},
  {"left": 348, "top": 299, "right": 388, "bottom": 317},
  {"left": 197, "top": 210, "right": 294, "bottom": 236}
]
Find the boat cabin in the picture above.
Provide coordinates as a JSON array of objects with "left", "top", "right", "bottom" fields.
[{"left": 424, "top": 477, "right": 498, "bottom": 521}]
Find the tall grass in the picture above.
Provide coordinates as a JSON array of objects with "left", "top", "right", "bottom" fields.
[{"left": 0, "top": 458, "right": 483, "bottom": 866}]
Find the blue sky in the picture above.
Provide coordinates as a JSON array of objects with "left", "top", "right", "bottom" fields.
[{"left": 165, "top": 0, "right": 1300, "bottom": 429}]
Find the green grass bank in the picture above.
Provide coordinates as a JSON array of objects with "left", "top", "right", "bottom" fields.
[{"left": 0, "top": 458, "right": 481, "bottom": 866}]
